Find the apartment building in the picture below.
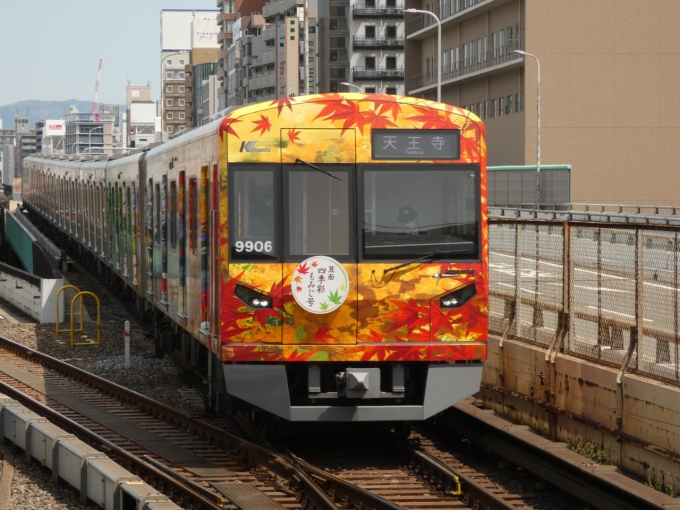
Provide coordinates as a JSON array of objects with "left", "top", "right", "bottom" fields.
[
  {"left": 160, "top": 9, "right": 219, "bottom": 136},
  {"left": 405, "top": 0, "right": 680, "bottom": 205},
  {"left": 216, "top": 1, "right": 270, "bottom": 99}
]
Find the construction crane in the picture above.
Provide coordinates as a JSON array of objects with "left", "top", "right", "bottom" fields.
[{"left": 91, "top": 58, "right": 103, "bottom": 113}]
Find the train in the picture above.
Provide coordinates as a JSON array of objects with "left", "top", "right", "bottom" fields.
[{"left": 22, "top": 93, "right": 488, "bottom": 424}]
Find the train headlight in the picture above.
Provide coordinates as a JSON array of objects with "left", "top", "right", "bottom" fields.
[
  {"left": 439, "top": 284, "right": 476, "bottom": 309},
  {"left": 235, "top": 284, "right": 273, "bottom": 309}
]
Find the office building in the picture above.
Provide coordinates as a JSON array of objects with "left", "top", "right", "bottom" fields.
[{"left": 404, "top": 0, "right": 680, "bottom": 205}]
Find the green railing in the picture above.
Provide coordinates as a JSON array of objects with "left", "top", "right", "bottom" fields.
[{"left": 5, "top": 212, "right": 34, "bottom": 273}]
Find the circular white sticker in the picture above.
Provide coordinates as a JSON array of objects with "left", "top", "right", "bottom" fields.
[{"left": 291, "top": 256, "right": 349, "bottom": 314}]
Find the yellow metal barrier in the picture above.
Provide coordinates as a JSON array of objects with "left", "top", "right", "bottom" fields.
[
  {"left": 55, "top": 285, "right": 81, "bottom": 334},
  {"left": 70, "top": 291, "right": 101, "bottom": 346}
]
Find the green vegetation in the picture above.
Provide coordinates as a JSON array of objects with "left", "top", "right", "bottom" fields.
[
  {"left": 568, "top": 440, "right": 618, "bottom": 466},
  {"left": 645, "top": 468, "right": 677, "bottom": 498}
]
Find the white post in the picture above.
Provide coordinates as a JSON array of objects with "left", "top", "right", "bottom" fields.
[
  {"left": 124, "top": 320, "right": 130, "bottom": 369},
  {"left": 405, "top": 9, "right": 441, "bottom": 102}
]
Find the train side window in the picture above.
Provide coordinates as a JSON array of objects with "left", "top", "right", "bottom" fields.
[
  {"left": 229, "top": 165, "right": 278, "bottom": 261},
  {"left": 284, "top": 164, "right": 353, "bottom": 260}
]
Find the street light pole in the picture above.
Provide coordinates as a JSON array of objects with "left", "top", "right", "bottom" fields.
[
  {"left": 405, "top": 8, "right": 441, "bottom": 102},
  {"left": 87, "top": 126, "right": 103, "bottom": 155},
  {"left": 341, "top": 81, "right": 362, "bottom": 92},
  {"left": 514, "top": 50, "right": 540, "bottom": 209}
]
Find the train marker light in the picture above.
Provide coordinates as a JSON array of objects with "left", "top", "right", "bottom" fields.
[
  {"left": 234, "top": 284, "right": 273, "bottom": 309},
  {"left": 440, "top": 284, "right": 476, "bottom": 309}
]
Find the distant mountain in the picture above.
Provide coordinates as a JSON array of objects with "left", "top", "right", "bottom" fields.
[{"left": 1, "top": 99, "right": 92, "bottom": 130}]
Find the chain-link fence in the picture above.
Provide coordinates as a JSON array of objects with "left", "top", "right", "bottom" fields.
[{"left": 489, "top": 221, "right": 680, "bottom": 384}]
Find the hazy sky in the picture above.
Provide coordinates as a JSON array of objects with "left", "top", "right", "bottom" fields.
[{"left": 0, "top": 0, "right": 218, "bottom": 106}]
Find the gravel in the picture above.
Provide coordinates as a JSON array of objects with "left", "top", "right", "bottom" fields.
[{"left": 0, "top": 261, "right": 211, "bottom": 508}]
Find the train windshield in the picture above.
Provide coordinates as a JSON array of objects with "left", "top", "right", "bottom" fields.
[{"left": 361, "top": 164, "right": 480, "bottom": 260}]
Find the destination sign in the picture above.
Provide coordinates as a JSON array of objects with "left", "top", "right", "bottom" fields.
[{"left": 372, "top": 129, "right": 460, "bottom": 160}]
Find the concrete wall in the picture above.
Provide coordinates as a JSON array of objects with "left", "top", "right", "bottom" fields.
[
  {"left": 482, "top": 335, "right": 680, "bottom": 488},
  {"left": 0, "top": 266, "right": 62, "bottom": 323}
]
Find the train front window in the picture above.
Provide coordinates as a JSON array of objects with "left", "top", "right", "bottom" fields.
[
  {"left": 361, "top": 165, "right": 480, "bottom": 260},
  {"left": 284, "top": 164, "right": 353, "bottom": 261},
  {"left": 229, "top": 166, "right": 278, "bottom": 261}
]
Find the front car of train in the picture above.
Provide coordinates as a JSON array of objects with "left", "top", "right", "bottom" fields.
[{"left": 219, "top": 93, "right": 487, "bottom": 421}]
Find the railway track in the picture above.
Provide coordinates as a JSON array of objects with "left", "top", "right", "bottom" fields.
[{"left": 0, "top": 334, "right": 529, "bottom": 510}]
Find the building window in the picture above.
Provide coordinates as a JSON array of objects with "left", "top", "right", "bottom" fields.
[
  {"left": 483, "top": 36, "right": 487, "bottom": 61},
  {"left": 506, "top": 95, "right": 513, "bottom": 114},
  {"left": 179, "top": 113, "right": 186, "bottom": 120},
  {"left": 499, "top": 29, "right": 505, "bottom": 55},
  {"left": 516, "top": 93, "right": 521, "bottom": 112},
  {"left": 477, "top": 102, "right": 482, "bottom": 116},
  {"left": 166, "top": 113, "right": 173, "bottom": 120},
  {"left": 365, "top": 56, "right": 376, "bottom": 69},
  {"left": 386, "top": 0, "right": 396, "bottom": 6},
  {"left": 178, "top": 99, "right": 185, "bottom": 106},
  {"left": 492, "top": 33, "right": 498, "bottom": 58},
  {"left": 491, "top": 99, "right": 496, "bottom": 117},
  {"left": 166, "top": 72, "right": 172, "bottom": 79},
  {"left": 166, "top": 59, "right": 172, "bottom": 66},
  {"left": 165, "top": 85, "right": 173, "bottom": 93},
  {"left": 179, "top": 59, "right": 185, "bottom": 66},
  {"left": 365, "top": 87, "right": 376, "bottom": 93},
  {"left": 168, "top": 126, "right": 174, "bottom": 133},
  {"left": 178, "top": 86, "right": 185, "bottom": 92},
  {"left": 483, "top": 101, "right": 488, "bottom": 118},
  {"left": 386, "top": 87, "right": 397, "bottom": 94},
  {"left": 366, "top": 0, "right": 375, "bottom": 6},
  {"left": 178, "top": 72, "right": 185, "bottom": 79},
  {"left": 290, "top": 28, "right": 295, "bottom": 33},
  {"left": 166, "top": 99, "right": 173, "bottom": 106},
  {"left": 365, "top": 25, "right": 376, "bottom": 38},
  {"left": 290, "top": 36, "right": 295, "bottom": 40},
  {"left": 477, "top": 38, "right": 482, "bottom": 64},
  {"left": 499, "top": 97, "right": 504, "bottom": 116},
  {"left": 386, "top": 56, "right": 396, "bottom": 69},
  {"left": 386, "top": 25, "right": 396, "bottom": 38}
]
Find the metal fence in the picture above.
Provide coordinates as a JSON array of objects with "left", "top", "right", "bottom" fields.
[
  {"left": 489, "top": 219, "right": 680, "bottom": 385},
  {"left": 488, "top": 165, "right": 571, "bottom": 209}
]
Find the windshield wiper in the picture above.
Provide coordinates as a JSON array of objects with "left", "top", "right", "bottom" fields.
[
  {"left": 382, "top": 249, "right": 472, "bottom": 276},
  {"left": 295, "top": 158, "right": 343, "bottom": 181}
]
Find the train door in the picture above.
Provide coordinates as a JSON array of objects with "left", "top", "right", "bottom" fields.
[
  {"left": 178, "top": 171, "right": 187, "bottom": 317},
  {"left": 209, "top": 162, "right": 220, "bottom": 351},
  {"left": 280, "top": 129, "right": 358, "bottom": 345}
]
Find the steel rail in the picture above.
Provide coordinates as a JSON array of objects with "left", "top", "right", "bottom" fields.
[
  {"left": 0, "top": 378, "right": 221, "bottom": 510},
  {"left": 440, "top": 406, "right": 668, "bottom": 510},
  {"left": 0, "top": 334, "right": 339, "bottom": 510},
  {"left": 397, "top": 442, "right": 518, "bottom": 510}
]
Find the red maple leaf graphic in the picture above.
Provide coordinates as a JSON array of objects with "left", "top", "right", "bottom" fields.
[
  {"left": 406, "top": 106, "right": 457, "bottom": 130},
  {"left": 330, "top": 100, "right": 368, "bottom": 135},
  {"left": 358, "top": 329, "right": 384, "bottom": 342},
  {"left": 296, "top": 261, "right": 310, "bottom": 275},
  {"left": 313, "top": 324, "right": 335, "bottom": 344},
  {"left": 370, "top": 94, "right": 402, "bottom": 121},
  {"left": 253, "top": 307, "right": 282, "bottom": 328},
  {"left": 287, "top": 128, "right": 301, "bottom": 144},
  {"left": 430, "top": 303, "right": 456, "bottom": 338},
  {"left": 311, "top": 260, "right": 318, "bottom": 267},
  {"left": 384, "top": 299, "right": 430, "bottom": 334},
  {"left": 296, "top": 286, "right": 303, "bottom": 293},
  {"left": 287, "top": 349, "right": 318, "bottom": 362},
  {"left": 250, "top": 114, "right": 272, "bottom": 136},
  {"left": 219, "top": 116, "right": 241, "bottom": 141},
  {"left": 362, "top": 109, "right": 397, "bottom": 129},
  {"left": 311, "top": 93, "right": 346, "bottom": 120},
  {"left": 460, "top": 123, "right": 481, "bottom": 160},
  {"left": 270, "top": 97, "right": 295, "bottom": 116}
]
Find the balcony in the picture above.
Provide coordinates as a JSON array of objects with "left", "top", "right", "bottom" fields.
[
  {"left": 353, "top": 66, "right": 404, "bottom": 81},
  {"left": 408, "top": 41, "right": 523, "bottom": 92},
  {"left": 353, "top": 3, "right": 405, "bottom": 18},
  {"left": 263, "top": 0, "right": 301, "bottom": 18},
  {"left": 407, "top": 0, "right": 514, "bottom": 38},
  {"left": 353, "top": 36, "right": 404, "bottom": 50}
]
